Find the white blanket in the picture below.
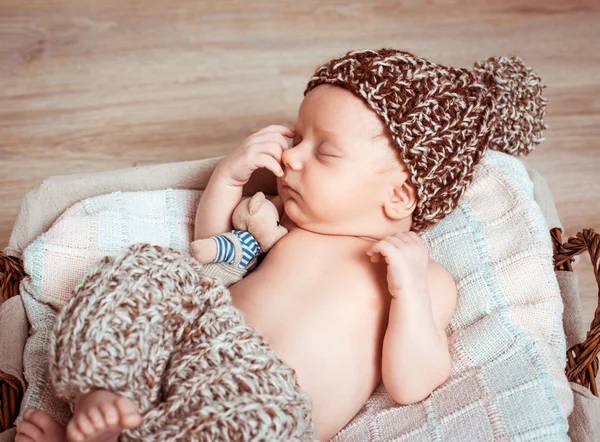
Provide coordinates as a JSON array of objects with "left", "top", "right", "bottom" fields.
[{"left": 17, "top": 151, "right": 572, "bottom": 440}]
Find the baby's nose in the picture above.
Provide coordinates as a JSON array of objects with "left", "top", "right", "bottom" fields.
[{"left": 281, "top": 147, "right": 304, "bottom": 171}]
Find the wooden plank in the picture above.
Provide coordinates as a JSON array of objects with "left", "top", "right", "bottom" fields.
[{"left": 1, "top": 0, "right": 598, "bottom": 323}]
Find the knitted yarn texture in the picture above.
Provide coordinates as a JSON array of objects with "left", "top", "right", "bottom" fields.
[
  {"left": 305, "top": 48, "right": 548, "bottom": 231},
  {"left": 49, "top": 243, "right": 315, "bottom": 441}
]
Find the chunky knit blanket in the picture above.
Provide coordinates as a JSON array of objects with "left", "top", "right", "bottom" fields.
[{"left": 50, "top": 243, "right": 315, "bottom": 441}]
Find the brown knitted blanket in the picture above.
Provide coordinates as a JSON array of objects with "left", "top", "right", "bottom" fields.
[{"left": 49, "top": 243, "right": 315, "bottom": 441}]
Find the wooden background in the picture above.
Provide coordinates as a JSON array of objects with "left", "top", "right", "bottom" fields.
[{"left": 1, "top": 0, "right": 598, "bottom": 326}]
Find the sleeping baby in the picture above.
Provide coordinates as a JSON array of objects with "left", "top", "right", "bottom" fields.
[
  {"left": 194, "top": 92, "right": 459, "bottom": 441},
  {"left": 16, "top": 48, "right": 546, "bottom": 442}
]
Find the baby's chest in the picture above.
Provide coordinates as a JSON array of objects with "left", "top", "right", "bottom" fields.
[
  {"left": 259, "top": 230, "right": 369, "bottom": 293},
  {"left": 231, "top": 230, "right": 390, "bottom": 335}
]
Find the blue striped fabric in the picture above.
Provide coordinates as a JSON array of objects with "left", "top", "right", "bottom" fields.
[{"left": 212, "top": 230, "right": 262, "bottom": 269}]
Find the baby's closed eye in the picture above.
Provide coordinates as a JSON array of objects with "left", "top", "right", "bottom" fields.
[{"left": 318, "top": 145, "right": 341, "bottom": 158}]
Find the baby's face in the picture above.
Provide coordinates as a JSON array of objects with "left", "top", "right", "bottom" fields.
[{"left": 277, "top": 84, "right": 408, "bottom": 238}]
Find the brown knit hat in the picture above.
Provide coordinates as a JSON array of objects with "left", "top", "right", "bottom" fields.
[{"left": 304, "top": 48, "right": 548, "bottom": 232}]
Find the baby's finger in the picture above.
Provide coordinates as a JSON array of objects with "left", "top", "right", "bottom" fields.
[
  {"left": 256, "top": 125, "right": 296, "bottom": 139},
  {"left": 366, "top": 245, "right": 382, "bottom": 263},
  {"left": 249, "top": 132, "right": 291, "bottom": 155},
  {"left": 385, "top": 235, "right": 408, "bottom": 249},
  {"left": 367, "top": 239, "right": 395, "bottom": 255},
  {"left": 368, "top": 253, "right": 381, "bottom": 263},
  {"left": 404, "top": 231, "right": 425, "bottom": 246},
  {"left": 368, "top": 240, "right": 400, "bottom": 265},
  {"left": 390, "top": 232, "right": 414, "bottom": 244},
  {"left": 255, "top": 153, "right": 284, "bottom": 177},
  {"left": 248, "top": 140, "right": 286, "bottom": 163},
  {"left": 387, "top": 234, "right": 424, "bottom": 256}
]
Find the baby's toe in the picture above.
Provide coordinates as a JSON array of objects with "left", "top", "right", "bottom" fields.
[
  {"left": 99, "top": 403, "right": 119, "bottom": 426},
  {"left": 114, "top": 397, "right": 141, "bottom": 428},
  {"left": 65, "top": 422, "right": 84, "bottom": 442},
  {"left": 86, "top": 406, "right": 106, "bottom": 430},
  {"left": 66, "top": 414, "right": 92, "bottom": 442},
  {"left": 15, "top": 420, "right": 43, "bottom": 441}
]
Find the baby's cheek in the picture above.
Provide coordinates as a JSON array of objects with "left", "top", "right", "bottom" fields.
[{"left": 316, "top": 192, "right": 344, "bottom": 220}]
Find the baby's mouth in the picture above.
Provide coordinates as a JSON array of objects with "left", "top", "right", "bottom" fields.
[
  {"left": 279, "top": 176, "right": 294, "bottom": 191},
  {"left": 280, "top": 176, "right": 292, "bottom": 189},
  {"left": 281, "top": 184, "right": 299, "bottom": 196}
]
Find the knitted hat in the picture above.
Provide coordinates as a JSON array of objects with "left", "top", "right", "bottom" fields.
[{"left": 304, "top": 48, "right": 548, "bottom": 232}]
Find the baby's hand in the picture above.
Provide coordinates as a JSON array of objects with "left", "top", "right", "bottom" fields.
[
  {"left": 367, "top": 232, "right": 429, "bottom": 298},
  {"left": 218, "top": 125, "right": 295, "bottom": 188}
]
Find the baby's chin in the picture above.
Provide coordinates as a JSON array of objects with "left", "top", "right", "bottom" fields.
[
  {"left": 282, "top": 193, "right": 381, "bottom": 237},
  {"left": 282, "top": 197, "right": 301, "bottom": 220},
  {"left": 282, "top": 198, "right": 316, "bottom": 229},
  {"left": 283, "top": 203, "right": 355, "bottom": 236}
]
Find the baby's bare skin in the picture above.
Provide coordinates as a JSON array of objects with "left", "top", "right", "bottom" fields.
[
  {"left": 17, "top": 84, "right": 456, "bottom": 442},
  {"left": 16, "top": 391, "right": 141, "bottom": 442},
  {"left": 230, "top": 209, "right": 391, "bottom": 441}
]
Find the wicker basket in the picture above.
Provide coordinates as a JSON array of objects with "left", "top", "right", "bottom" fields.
[
  {"left": 0, "top": 227, "right": 599, "bottom": 433},
  {"left": 0, "top": 253, "right": 26, "bottom": 433},
  {"left": 552, "top": 228, "right": 600, "bottom": 396}
]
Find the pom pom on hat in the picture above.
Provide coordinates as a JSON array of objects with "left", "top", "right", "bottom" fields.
[
  {"left": 472, "top": 56, "right": 548, "bottom": 156},
  {"left": 304, "top": 48, "right": 548, "bottom": 232}
]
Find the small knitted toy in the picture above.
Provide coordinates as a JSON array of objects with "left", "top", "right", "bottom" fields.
[{"left": 190, "top": 192, "right": 288, "bottom": 286}]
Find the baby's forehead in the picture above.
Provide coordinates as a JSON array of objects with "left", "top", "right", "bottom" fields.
[{"left": 297, "top": 88, "right": 385, "bottom": 142}]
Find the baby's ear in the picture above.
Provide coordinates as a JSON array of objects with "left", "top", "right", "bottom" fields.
[{"left": 384, "top": 180, "right": 417, "bottom": 220}]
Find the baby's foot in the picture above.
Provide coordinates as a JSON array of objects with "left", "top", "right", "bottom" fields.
[
  {"left": 66, "top": 390, "right": 142, "bottom": 442},
  {"left": 15, "top": 408, "right": 66, "bottom": 442}
]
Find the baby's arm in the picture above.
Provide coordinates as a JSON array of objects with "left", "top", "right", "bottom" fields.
[
  {"left": 194, "top": 165, "right": 242, "bottom": 240},
  {"left": 367, "top": 232, "right": 457, "bottom": 405},
  {"left": 381, "top": 260, "right": 456, "bottom": 405}
]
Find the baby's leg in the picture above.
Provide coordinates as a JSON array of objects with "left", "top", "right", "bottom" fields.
[
  {"left": 50, "top": 244, "right": 211, "bottom": 442},
  {"left": 153, "top": 280, "right": 316, "bottom": 440}
]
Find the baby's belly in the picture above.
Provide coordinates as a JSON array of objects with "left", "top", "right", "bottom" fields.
[{"left": 229, "top": 230, "right": 389, "bottom": 441}]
